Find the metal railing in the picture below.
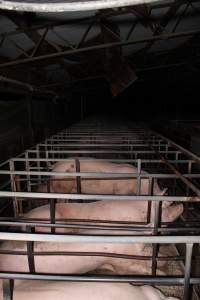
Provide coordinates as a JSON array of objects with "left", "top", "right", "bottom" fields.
[{"left": 0, "top": 120, "right": 200, "bottom": 300}]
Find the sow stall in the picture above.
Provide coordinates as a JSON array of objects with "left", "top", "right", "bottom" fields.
[{"left": 0, "top": 120, "right": 200, "bottom": 300}]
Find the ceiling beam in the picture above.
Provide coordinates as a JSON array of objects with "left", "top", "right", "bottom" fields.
[
  {"left": 1, "top": 0, "right": 200, "bottom": 40},
  {"left": 0, "top": 28, "right": 199, "bottom": 69},
  {"left": 2, "top": 11, "right": 61, "bottom": 54},
  {"left": 133, "top": 0, "right": 187, "bottom": 57}
]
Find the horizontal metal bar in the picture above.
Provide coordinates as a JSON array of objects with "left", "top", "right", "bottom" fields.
[
  {"left": 1, "top": 220, "right": 200, "bottom": 234},
  {"left": 11, "top": 158, "right": 194, "bottom": 164},
  {"left": 27, "top": 150, "right": 180, "bottom": 154},
  {"left": 0, "top": 29, "right": 199, "bottom": 66},
  {"left": 0, "top": 170, "right": 200, "bottom": 179},
  {"left": 37, "top": 143, "right": 167, "bottom": 147},
  {"left": 154, "top": 131, "right": 200, "bottom": 164},
  {"left": 0, "top": 220, "right": 154, "bottom": 231},
  {"left": 45, "top": 139, "right": 162, "bottom": 142},
  {"left": 0, "top": 273, "right": 192, "bottom": 284},
  {"left": 0, "top": 232, "right": 200, "bottom": 244},
  {"left": 0, "top": 191, "right": 199, "bottom": 201}
]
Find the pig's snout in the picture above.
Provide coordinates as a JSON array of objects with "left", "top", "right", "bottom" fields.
[{"left": 161, "top": 203, "right": 184, "bottom": 223}]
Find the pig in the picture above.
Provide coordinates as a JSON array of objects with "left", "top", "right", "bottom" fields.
[
  {"left": 50, "top": 159, "right": 167, "bottom": 197},
  {"left": 0, "top": 280, "right": 179, "bottom": 300},
  {"left": 23, "top": 200, "right": 183, "bottom": 233},
  {"left": 0, "top": 234, "right": 164, "bottom": 276}
]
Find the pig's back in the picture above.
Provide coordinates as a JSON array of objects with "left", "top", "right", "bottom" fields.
[{"left": 0, "top": 281, "right": 156, "bottom": 300}]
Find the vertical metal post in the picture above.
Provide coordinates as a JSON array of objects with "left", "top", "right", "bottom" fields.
[
  {"left": 186, "top": 161, "right": 192, "bottom": 196},
  {"left": 9, "top": 160, "right": 19, "bottom": 217},
  {"left": 147, "top": 177, "right": 153, "bottom": 224},
  {"left": 152, "top": 178, "right": 161, "bottom": 276},
  {"left": 185, "top": 161, "right": 192, "bottom": 211},
  {"left": 25, "top": 151, "right": 32, "bottom": 211},
  {"left": 26, "top": 227, "right": 36, "bottom": 273},
  {"left": 137, "top": 159, "right": 141, "bottom": 195},
  {"left": 165, "top": 142, "right": 169, "bottom": 153},
  {"left": 25, "top": 151, "right": 31, "bottom": 192},
  {"left": 47, "top": 180, "right": 56, "bottom": 234},
  {"left": 183, "top": 243, "right": 193, "bottom": 300},
  {"left": 75, "top": 158, "right": 82, "bottom": 194},
  {"left": 175, "top": 151, "right": 179, "bottom": 168},
  {"left": 36, "top": 144, "right": 42, "bottom": 184},
  {"left": 130, "top": 145, "right": 133, "bottom": 160},
  {"left": 3, "top": 279, "right": 14, "bottom": 300},
  {"left": 15, "top": 175, "right": 23, "bottom": 215},
  {"left": 50, "top": 198, "right": 56, "bottom": 234},
  {"left": 158, "top": 140, "right": 161, "bottom": 153},
  {"left": 26, "top": 93, "right": 34, "bottom": 145}
]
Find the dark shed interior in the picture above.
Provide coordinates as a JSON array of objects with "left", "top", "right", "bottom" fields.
[{"left": 0, "top": 1, "right": 200, "bottom": 160}]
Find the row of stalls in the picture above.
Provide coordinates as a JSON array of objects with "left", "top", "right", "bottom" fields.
[{"left": 0, "top": 119, "right": 200, "bottom": 299}]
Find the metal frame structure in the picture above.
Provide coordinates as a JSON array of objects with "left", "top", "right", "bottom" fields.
[
  {"left": 0, "top": 0, "right": 200, "bottom": 92},
  {"left": 0, "top": 120, "right": 200, "bottom": 300}
]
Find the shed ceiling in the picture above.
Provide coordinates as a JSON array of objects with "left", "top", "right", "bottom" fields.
[{"left": 0, "top": 0, "right": 200, "bottom": 97}]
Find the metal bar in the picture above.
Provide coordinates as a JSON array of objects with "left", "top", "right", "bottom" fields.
[
  {"left": 26, "top": 227, "right": 36, "bottom": 273},
  {"left": 50, "top": 199, "right": 56, "bottom": 234},
  {"left": 1, "top": 232, "right": 200, "bottom": 244},
  {"left": 1, "top": 221, "right": 200, "bottom": 233},
  {"left": 0, "top": 0, "right": 198, "bottom": 40},
  {"left": 159, "top": 155, "right": 200, "bottom": 197},
  {"left": 31, "top": 28, "right": 49, "bottom": 57},
  {"left": 36, "top": 145, "right": 42, "bottom": 184},
  {"left": 77, "top": 20, "right": 95, "bottom": 47},
  {"left": 154, "top": 130, "right": 200, "bottom": 164},
  {"left": 0, "top": 75, "right": 57, "bottom": 97},
  {"left": 152, "top": 199, "right": 161, "bottom": 276},
  {"left": 7, "top": 37, "right": 30, "bottom": 58},
  {"left": 0, "top": 248, "right": 184, "bottom": 260},
  {"left": 183, "top": 243, "right": 194, "bottom": 300},
  {"left": 11, "top": 158, "right": 195, "bottom": 163},
  {"left": 126, "top": 20, "right": 138, "bottom": 40},
  {"left": 171, "top": 2, "right": 190, "bottom": 33},
  {"left": 0, "top": 75, "right": 33, "bottom": 91},
  {"left": 3, "top": 279, "right": 14, "bottom": 300},
  {"left": 0, "top": 29, "right": 200, "bottom": 68},
  {"left": 75, "top": 158, "right": 82, "bottom": 194},
  {"left": 52, "top": 29, "right": 74, "bottom": 49},
  {"left": 9, "top": 160, "right": 18, "bottom": 217},
  {"left": 147, "top": 136, "right": 200, "bottom": 197},
  {"left": 0, "top": 191, "right": 199, "bottom": 202},
  {"left": 37, "top": 143, "right": 167, "bottom": 147},
  {"left": 1, "top": 170, "right": 200, "bottom": 179},
  {"left": 136, "top": 159, "right": 141, "bottom": 195},
  {"left": 27, "top": 150, "right": 181, "bottom": 154},
  {"left": 0, "top": 273, "right": 195, "bottom": 284}
]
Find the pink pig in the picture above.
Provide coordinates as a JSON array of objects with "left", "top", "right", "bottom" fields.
[
  {"left": 50, "top": 159, "right": 167, "bottom": 197},
  {"left": 0, "top": 280, "right": 179, "bottom": 300},
  {"left": 24, "top": 200, "right": 183, "bottom": 233},
  {"left": 0, "top": 233, "right": 165, "bottom": 276}
]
